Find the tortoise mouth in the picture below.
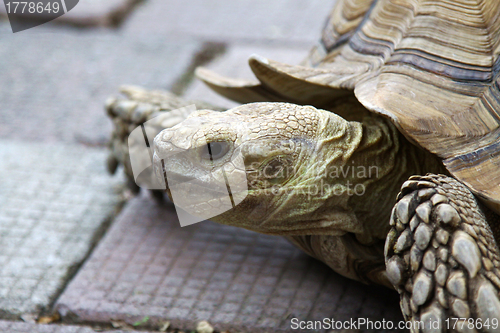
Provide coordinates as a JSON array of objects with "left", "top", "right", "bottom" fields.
[
  {"left": 158, "top": 158, "right": 240, "bottom": 212},
  {"left": 159, "top": 158, "right": 173, "bottom": 200}
]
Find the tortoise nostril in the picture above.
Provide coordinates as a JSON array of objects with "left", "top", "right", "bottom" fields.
[
  {"left": 160, "top": 130, "right": 173, "bottom": 142},
  {"left": 153, "top": 140, "right": 181, "bottom": 160}
]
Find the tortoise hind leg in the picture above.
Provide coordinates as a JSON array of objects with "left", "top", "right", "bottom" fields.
[{"left": 385, "top": 174, "right": 500, "bottom": 333}]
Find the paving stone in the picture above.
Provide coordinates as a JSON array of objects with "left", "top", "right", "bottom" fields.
[
  {"left": 0, "top": 28, "right": 199, "bottom": 144},
  {"left": 56, "top": 192, "right": 404, "bottom": 333},
  {"left": 54, "top": 0, "right": 141, "bottom": 26},
  {"left": 123, "top": 0, "right": 335, "bottom": 44},
  {"left": 0, "top": 320, "right": 156, "bottom": 333},
  {"left": 183, "top": 43, "right": 309, "bottom": 110},
  {"left": 0, "top": 140, "right": 123, "bottom": 318},
  {"left": 0, "top": 0, "right": 140, "bottom": 28}
]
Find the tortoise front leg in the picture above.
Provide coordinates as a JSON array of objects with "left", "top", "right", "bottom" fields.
[
  {"left": 105, "top": 85, "right": 224, "bottom": 196},
  {"left": 385, "top": 174, "right": 500, "bottom": 333}
]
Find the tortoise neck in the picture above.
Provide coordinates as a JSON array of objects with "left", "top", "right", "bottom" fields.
[{"left": 346, "top": 115, "right": 447, "bottom": 244}]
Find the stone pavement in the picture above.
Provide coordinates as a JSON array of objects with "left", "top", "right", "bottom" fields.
[
  {"left": 0, "top": 27, "right": 198, "bottom": 144},
  {"left": 0, "top": 320, "right": 157, "bottom": 333},
  {"left": 0, "top": 0, "right": 407, "bottom": 332},
  {"left": 53, "top": 0, "right": 142, "bottom": 27},
  {"left": 122, "top": 0, "right": 334, "bottom": 44},
  {"left": 55, "top": 192, "right": 403, "bottom": 332},
  {"left": 184, "top": 43, "right": 309, "bottom": 110},
  {"left": 0, "top": 0, "right": 141, "bottom": 28},
  {"left": 0, "top": 140, "right": 123, "bottom": 318}
]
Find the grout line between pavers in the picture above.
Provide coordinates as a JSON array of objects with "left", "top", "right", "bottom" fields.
[
  {"left": 170, "top": 41, "right": 227, "bottom": 96},
  {"left": 142, "top": 31, "right": 316, "bottom": 50},
  {"left": 43, "top": 193, "right": 128, "bottom": 319}
]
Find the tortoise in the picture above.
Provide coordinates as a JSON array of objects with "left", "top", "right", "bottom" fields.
[{"left": 106, "top": 0, "right": 500, "bottom": 331}]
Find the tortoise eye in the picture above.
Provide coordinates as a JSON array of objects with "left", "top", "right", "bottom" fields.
[{"left": 201, "top": 141, "right": 230, "bottom": 161}]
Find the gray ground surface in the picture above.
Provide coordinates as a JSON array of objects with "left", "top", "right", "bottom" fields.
[
  {"left": 0, "top": 0, "right": 141, "bottom": 28},
  {"left": 56, "top": 193, "right": 402, "bottom": 333},
  {"left": 122, "top": 0, "right": 334, "bottom": 44},
  {"left": 0, "top": 0, "right": 406, "bottom": 332},
  {"left": 0, "top": 140, "right": 123, "bottom": 318},
  {"left": 0, "top": 28, "right": 198, "bottom": 144},
  {"left": 0, "top": 320, "right": 157, "bottom": 333},
  {"left": 184, "top": 43, "right": 309, "bottom": 110}
]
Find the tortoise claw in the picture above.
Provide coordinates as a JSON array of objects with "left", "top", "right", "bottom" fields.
[
  {"left": 386, "top": 174, "right": 500, "bottom": 332},
  {"left": 106, "top": 87, "right": 223, "bottom": 198}
]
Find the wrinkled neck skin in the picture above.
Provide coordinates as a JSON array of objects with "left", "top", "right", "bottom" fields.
[{"left": 208, "top": 103, "right": 445, "bottom": 285}]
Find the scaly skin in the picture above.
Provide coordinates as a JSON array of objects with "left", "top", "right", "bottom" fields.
[
  {"left": 105, "top": 85, "right": 223, "bottom": 194},
  {"left": 386, "top": 175, "right": 500, "bottom": 332},
  {"left": 107, "top": 89, "right": 500, "bottom": 331},
  {"left": 152, "top": 99, "right": 446, "bottom": 285}
]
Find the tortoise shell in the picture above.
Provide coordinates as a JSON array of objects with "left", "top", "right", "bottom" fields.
[{"left": 196, "top": 0, "right": 500, "bottom": 213}]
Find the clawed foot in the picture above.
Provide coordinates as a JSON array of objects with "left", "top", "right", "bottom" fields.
[
  {"left": 105, "top": 85, "right": 223, "bottom": 195},
  {"left": 385, "top": 174, "right": 500, "bottom": 333}
]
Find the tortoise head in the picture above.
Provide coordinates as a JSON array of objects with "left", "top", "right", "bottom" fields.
[{"left": 153, "top": 102, "right": 374, "bottom": 236}]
